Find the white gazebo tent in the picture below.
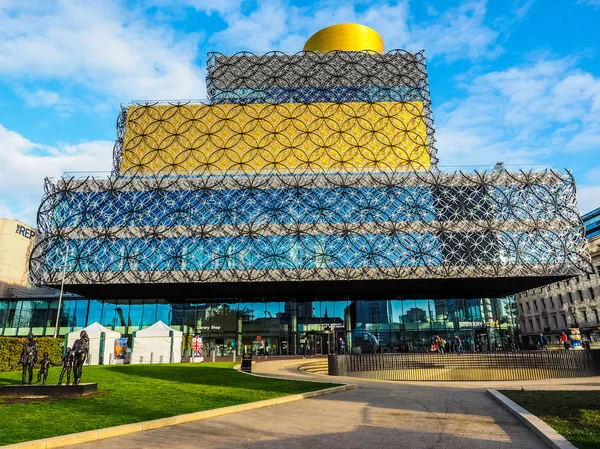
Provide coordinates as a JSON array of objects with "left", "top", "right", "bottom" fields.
[
  {"left": 67, "top": 322, "right": 121, "bottom": 365},
  {"left": 130, "top": 321, "right": 183, "bottom": 364}
]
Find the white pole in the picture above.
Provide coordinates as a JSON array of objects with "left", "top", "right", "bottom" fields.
[{"left": 53, "top": 249, "right": 69, "bottom": 338}]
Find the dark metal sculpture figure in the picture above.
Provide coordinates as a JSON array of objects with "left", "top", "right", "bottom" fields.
[
  {"left": 72, "top": 330, "right": 89, "bottom": 385},
  {"left": 20, "top": 332, "right": 38, "bottom": 385},
  {"left": 36, "top": 352, "right": 58, "bottom": 385},
  {"left": 58, "top": 347, "right": 74, "bottom": 385}
]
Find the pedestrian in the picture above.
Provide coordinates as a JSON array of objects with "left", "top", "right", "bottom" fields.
[
  {"left": 338, "top": 337, "right": 346, "bottom": 354},
  {"left": 303, "top": 336, "right": 311, "bottom": 358},
  {"left": 454, "top": 335, "right": 462, "bottom": 354},
  {"left": 438, "top": 336, "right": 446, "bottom": 355},
  {"left": 258, "top": 339, "right": 267, "bottom": 359},
  {"left": 430, "top": 335, "right": 438, "bottom": 353},
  {"left": 561, "top": 331, "right": 569, "bottom": 350},
  {"left": 539, "top": 332, "right": 548, "bottom": 351}
]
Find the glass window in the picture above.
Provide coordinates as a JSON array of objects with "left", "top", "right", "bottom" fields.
[
  {"left": 73, "top": 300, "right": 89, "bottom": 330},
  {"left": 128, "top": 301, "right": 144, "bottom": 332},
  {"left": 113, "top": 300, "right": 130, "bottom": 334},
  {"left": 156, "top": 301, "right": 171, "bottom": 325},
  {"left": 101, "top": 301, "right": 117, "bottom": 330},
  {"left": 141, "top": 300, "right": 158, "bottom": 327},
  {"left": 0, "top": 301, "right": 8, "bottom": 335},
  {"left": 31, "top": 301, "right": 50, "bottom": 335},
  {"left": 87, "top": 300, "right": 103, "bottom": 325}
]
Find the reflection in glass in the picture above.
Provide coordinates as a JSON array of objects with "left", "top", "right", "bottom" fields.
[{"left": 0, "top": 296, "right": 523, "bottom": 352}]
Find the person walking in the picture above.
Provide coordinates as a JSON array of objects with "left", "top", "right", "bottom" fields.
[
  {"left": 303, "top": 336, "right": 311, "bottom": 358},
  {"left": 539, "top": 332, "right": 548, "bottom": 351},
  {"left": 561, "top": 331, "right": 569, "bottom": 349},
  {"left": 438, "top": 336, "right": 446, "bottom": 355},
  {"left": 338, "top": 337, "right": 346, "bottom": 354},
  {"left": 454, "top": 335, "right": 462, "bottom": 354},
  {"left": 258, "top": 339, "right": 267, "bottom": 359}
]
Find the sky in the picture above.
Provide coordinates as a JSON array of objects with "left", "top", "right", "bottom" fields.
[{"left": 1, "top": 0, "right": 599, "bottom": 226}]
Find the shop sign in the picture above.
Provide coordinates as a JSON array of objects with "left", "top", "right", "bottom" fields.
[
  {"left": 198, "top": 325, "right": 221, "bottom": 330},
  {"left": 15, "top": 224, "right": 36, "bottom": 239},
  {"left": 461, "top": 321, "right": 485, "bottom": 328}
]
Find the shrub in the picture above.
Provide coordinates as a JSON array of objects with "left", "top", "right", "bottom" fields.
[{"left": 0, "top": 337, "right": 65, "bottom": 372}]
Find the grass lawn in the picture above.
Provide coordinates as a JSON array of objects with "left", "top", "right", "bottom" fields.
[
  {"left": 0, "top": 363, "right": 337, "bottom": 446},
  {"left": 501, "top": 390, "right": 600, "bottom": 449}
]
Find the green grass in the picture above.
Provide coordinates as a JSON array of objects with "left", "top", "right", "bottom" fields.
[
  {"left": 0, "top": 363, "right": 337, "bottom": 445},
  {"left": 501, "top": 390, "right": 600, "bottom": 449}
]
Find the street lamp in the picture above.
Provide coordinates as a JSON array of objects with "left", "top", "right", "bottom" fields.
[{"left": 53, "top": 248, "right": 71, "bottom": 338}]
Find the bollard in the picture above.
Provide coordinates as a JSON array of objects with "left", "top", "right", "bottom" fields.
[
  {"left": 211, "top": 349, "right": 216, "bottom": 363},
  {"left": 159, "top": 355, "right": 164, "bottom": 364},
  {"left": 150, "top": 352, "right": 154, "bottom": 364},
  {"left": 109, "top": 353, "right": 113, "bottom": 365},
  {"left": 233, "top": 350, "right": 236, "bottom": 363},
  {"left": 87, "top": 354, "right": 92, "bottom": 365},
  {"left": 140, "top": 356, "right": 144, "bottom": 364}
]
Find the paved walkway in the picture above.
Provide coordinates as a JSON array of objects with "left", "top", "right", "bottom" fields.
[{"left": 66, "top": 359, "right": 600, "bottom": 449}]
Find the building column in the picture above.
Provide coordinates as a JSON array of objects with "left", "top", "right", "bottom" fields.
[{"left": 236, "top": 316, "right": 242, "bottom": 355}]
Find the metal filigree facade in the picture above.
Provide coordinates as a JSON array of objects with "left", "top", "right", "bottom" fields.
[{"left": 29, "top": 49, "right": 591, "bottom": 296}]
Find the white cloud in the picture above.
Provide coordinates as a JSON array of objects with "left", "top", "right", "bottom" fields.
[
  {"left": 435, "top": 58, "right": 600, "bottom": 167},
  {"left": 412, "top": 1, "right": 501, "bottom": 61},
  {"left": 0, "top": 0, "right": 205, "bottom": 102},
  {"left": 18, "top": 89, "right": 62, "bottom": 108},
  {"left": 185, "top": 0, "right": 244, "bottom": 15},
  {"left": 577, "top": 185, "right": 600, "bottom": 215},
  {"left": 0, "top": 123, "right": 113, "bottom": 226},
  {"left": 578, "top": 0, "right": 600, "bottom": 7},
  {"left": 200, "top": 0, "right": 498, "bottom": 60}
]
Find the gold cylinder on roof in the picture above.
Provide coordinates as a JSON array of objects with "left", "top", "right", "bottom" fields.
[{"left": 303, "top": 24, "right": 384, "bottom": 53}]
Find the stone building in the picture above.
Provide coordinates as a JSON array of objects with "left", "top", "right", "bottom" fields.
[{"left": 516, "top": 207, "right": 600, "bottom": 346}]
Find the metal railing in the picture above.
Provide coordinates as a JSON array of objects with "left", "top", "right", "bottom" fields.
[{"left": 328, "top": 351, "right": 600, "bottom": 381}]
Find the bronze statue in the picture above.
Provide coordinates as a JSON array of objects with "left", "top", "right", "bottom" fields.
[
  {"left": 58, "top": 347, "right": 74, "bottom": 385},
  {"left": 36, "top": 352, "right": 58, "bottom": 385},
  {"left": 72, "top": 330, "right": 89, "bottom": 385},
  {"left": 20, "top": 332, "right": 38, "bottom": 385}
]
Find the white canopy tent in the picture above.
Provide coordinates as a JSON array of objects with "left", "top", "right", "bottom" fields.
[
  {"left": 130, "top": 321, "right": 183, "bottom": 364},
  {"left": 67, "top": 322, "right": 121, "bottom": 365}
]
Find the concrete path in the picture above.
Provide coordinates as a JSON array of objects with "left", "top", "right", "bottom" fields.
[{"left": 65, "top": 358, "right": 594, "bottom": 449}]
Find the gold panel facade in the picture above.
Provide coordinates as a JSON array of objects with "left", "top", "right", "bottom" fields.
[
  {"left": 121, "top": 102, "right": 430, "bottom": 175},
  {"left": 303, "top": 24, "right": 384, "bottom": 53}
]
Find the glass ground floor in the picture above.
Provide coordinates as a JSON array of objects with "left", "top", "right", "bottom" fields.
[{"left": 0, "top": 295, "right": 520, "bottom": 354}]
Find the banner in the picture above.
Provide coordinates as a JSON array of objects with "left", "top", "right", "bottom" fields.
[{"left": 192, "top": 335, "right": 204, "bottom": 357}]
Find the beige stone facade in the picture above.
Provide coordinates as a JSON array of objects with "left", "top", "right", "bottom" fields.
[
  {"left": 0, "top": 218, "right": 52, "bottom": 297},
  {"left": 516, "top": 234, "right": 600, "bottom": 345}
]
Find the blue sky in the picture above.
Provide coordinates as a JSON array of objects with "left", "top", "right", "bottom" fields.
[{"left": 1, "top": 0, "right": 599, "bottom": 225}]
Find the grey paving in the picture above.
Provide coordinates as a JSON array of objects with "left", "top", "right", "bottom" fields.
[{"left": 68, "top": 359, "right": 550, "bottom": 449}]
